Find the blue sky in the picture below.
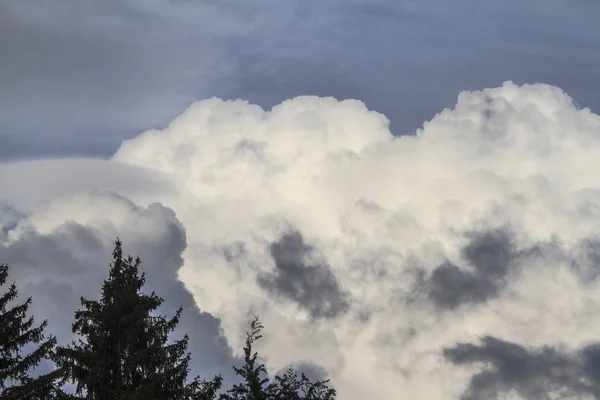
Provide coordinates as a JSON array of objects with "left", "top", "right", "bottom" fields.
[{"left": 2, "top": 0, "right": 599, "bottom": 160}]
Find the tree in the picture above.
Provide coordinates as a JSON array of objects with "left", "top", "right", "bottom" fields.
[
  {"left": 0, "top": 263, "right": 62, "bottom": 399},
  {"left": 219, "top": 317, "right": 336, "bottom": 400},
  {"left": 219, "top": 317, "right": 277, "bottom": 400},
  {"left": 54, "top": 239, "right": 221, "bottom": 400},
  {"left": 274, "top": 368, "right": 336, "bottom": 400},
  {"left": 186, "top": 375, "right": 223, "bottom": 400}
]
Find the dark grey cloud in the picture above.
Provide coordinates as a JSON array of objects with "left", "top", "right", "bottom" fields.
[
  {"left": 426, "top": 229, "right": 515, "bottom": 310},
  {"left": 420, "top": 231, "right": 600, "bottom": 312},
  {"left": 258, "top": 231, "right": 350, "bottom": 319},
  {"left": 462, "top": 230, "right": 513, "bottom": 279},
  {"left": 444, "top": 336, "right": 600, "bottom": 400},
  {"left": 0, "top": 211, "right": 237, "bottom": 383},
  {"left": 427, "top": 261, "right": 498, "bottom": 311},
  {"left": 2, "top": 0, "right": 600, "bottom": 160}
]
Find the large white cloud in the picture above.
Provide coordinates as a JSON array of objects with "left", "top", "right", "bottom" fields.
[
  {"left": 112, "top": 81, "right": 600, "bottom": 399},
  {"left": 2, "top": 81, "right": 600, "bottom": 398}
]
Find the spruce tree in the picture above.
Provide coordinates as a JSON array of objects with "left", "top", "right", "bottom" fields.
[
  {"left": 219, "top": 317, "right": 336, "bottom": 400},
  {"left": 0, "top": 263, "right": 62, "bottom": 399},
  {"left": 54, "top": 239, "right": 221, "bottom": 400},
  {"left": 274, "top": 368, "right": 336, "bottom": 400},
  {"left": 219, "top": 317, "right": 277, "bottom": 400}
]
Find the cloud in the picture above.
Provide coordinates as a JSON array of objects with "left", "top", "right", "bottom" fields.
[
  {"left": 425, "top": 229, "right": 515, "bottom": 310},
  {"left": 258, "top": 231, "right": 350, "bottom": 319},
  {"left": 444, "top": 336, "right": 600, "bottom": 399},
  {"left": 213, "top": 1, "right": 600, "bottom": 141},
  {"left": 0, "top": 158, "right": 175, "bottom": 212},
  {"left": 2, "top": 81, "right": 600, "bottom": 398},
  {"left": 107, "top": 81, "right": 600, "bottom": 399}
]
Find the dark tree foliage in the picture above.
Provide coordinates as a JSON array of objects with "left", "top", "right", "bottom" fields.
[
  {"left": 220, "top": 317, "right": 277, "bottom": 400},
  {"left": 274, "top": 368, "right": 336, "bottom": 400},
  {"left": 187, "top": 375, "right": 223, "bottom": 400},
  {"left": 220, "top": 317, "right": 336, "bottom": 400},
  {"left": 53, "top": 239, "right": 221, "bottom": 400},
  {"left": 0, "top": 263, "right": 62, "bottom": 399},
  {"left": 1, "top": 239, "right": 338, "bottom": 400}
]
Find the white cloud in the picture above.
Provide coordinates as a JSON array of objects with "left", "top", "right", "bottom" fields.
[
  {"left": 112, "top": 81, "right": 600, "bottom": 399},
  {"left": 3, "top": 81, "right": 600, "bottom": 398}
]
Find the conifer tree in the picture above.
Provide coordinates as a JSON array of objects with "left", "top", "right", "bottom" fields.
[
  {"left": 219, "top": 317, "right": 336, "bottom": 400},
  {"left": 274, "top": 368, "right": 336, "bottom": 400},
  {"left": 219, "top": 317, "right": 277, "bottom": 400},
  {"left": 54, "top": 239, "right": 221, "bottom": 400},
  {"left": 0, "top": 263, "right": 62, "bottom": 399}
]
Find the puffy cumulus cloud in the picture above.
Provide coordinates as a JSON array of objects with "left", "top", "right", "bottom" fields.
[
  {"left": 0, "top": 190, "right": 235, "bottom": 381},
  {"left": 110, "top": 81, "right": 600, "bottom": 399}
]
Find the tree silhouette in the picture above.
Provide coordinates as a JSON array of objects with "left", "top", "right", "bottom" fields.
[
  {"left": 220, "top": 317, "right": 336, "bottom": 400},
  {"left": 0, "top": 263, "right": 62, "bottom": 399},
  {"left": 53, "top": 239, "right": 221, "bottom": 399}
]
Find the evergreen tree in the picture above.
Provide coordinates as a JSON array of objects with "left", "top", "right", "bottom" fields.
[
  {"left": 220, "top": 317, "right": 277, "bottom": 400},
  {"left": 219, "top": 317, "right": 336, "bottom": 400},
  {"left": 274, "top": 368, "right": 336, "bottom": 400},
  {"left": 0, "top": 263, "right": 62, "bottom": 399},
  {"left": 186, "top": 375, "right": 223, "bottom": 400},
  {"left": 54, "top": 239, "right": 221, "bottom": 400}
]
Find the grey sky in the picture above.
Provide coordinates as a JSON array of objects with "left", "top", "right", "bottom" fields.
[{"left": 1, "top": 0, "right": 599, "bottom": 160}]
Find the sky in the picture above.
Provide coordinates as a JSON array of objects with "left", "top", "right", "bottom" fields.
[
  {"left": 2, "top": 0, "right": 600, "bottom": 159},
  {"left": 2, "top": 0, "right": 600, "bottom": 399}
]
